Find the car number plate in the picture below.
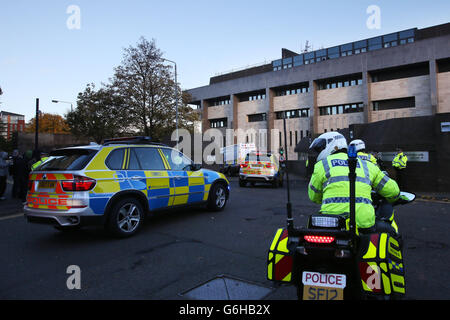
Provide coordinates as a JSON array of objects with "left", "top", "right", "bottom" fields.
[
  {"left": 38, "top": 181, "right": 56, "bottom": 189},
  {"left": 302, "top": 271, "right": 346, "bottom": 300}
]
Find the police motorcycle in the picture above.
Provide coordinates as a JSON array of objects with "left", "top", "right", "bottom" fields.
[{"left": 266, "top": 121, "right": 414, "bottom": 300}]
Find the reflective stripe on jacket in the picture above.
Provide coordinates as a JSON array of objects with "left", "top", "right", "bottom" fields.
[
  {"left": 357, "top": 152, "right": 378, "bottom": 166},
  {"left": 308, "top": 152, "right": 400, "bottom": 229},
  {"left": 392, "top": 153, "right": 408, "bottom": 169},
  {"left": 31, "top": 157, "right": 49, "bottom": 171}
]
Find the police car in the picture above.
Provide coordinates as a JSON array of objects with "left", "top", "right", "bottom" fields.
[
  {"left": 239, "top": 152, "right": 283, "bottom": 188},
  {"left": 24, "top": 137, "right": 230, "bottom": 238}
]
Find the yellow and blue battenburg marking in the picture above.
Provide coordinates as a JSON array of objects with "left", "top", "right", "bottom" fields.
[{"left": 86, "top": 167, "right": 224, "bottom": 214}]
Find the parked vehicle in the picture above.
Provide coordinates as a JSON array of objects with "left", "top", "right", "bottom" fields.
[
  {"left": 239, "top": 152, "right": 283, "bottom": 188},
  {"left": 220, "top": 143, "right": 256, "bottom": 176}
]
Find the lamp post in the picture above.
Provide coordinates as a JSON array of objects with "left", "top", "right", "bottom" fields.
[
  {"left": 52, "top": 99, "right": 74, "bottom": 112},
  {"left": 35, "top": 98, "right": 39, "bottom": 152},
  {"left": 161, "top": 58, "right": 179, "bottom": 147}
]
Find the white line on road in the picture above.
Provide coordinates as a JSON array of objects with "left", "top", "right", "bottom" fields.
[{"left": 0, "top": 213, "right": 24, "bottom": 221}]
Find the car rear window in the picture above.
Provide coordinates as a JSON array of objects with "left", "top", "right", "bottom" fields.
[
  {"left": 245, "top": 153, "right": 272, "bottom": 162},
  {"left": 37, "top": 149, "right": 98, "bottom": 171}
]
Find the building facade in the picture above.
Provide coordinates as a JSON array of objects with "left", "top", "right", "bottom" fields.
[
  {"left": 186, "top": 23, "right": 450, "bottom": 160},
  {"left": 0, "top": 111, "right": 25, "bottom": 140}
]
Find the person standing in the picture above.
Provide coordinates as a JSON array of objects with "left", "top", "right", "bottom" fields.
[
  {"left": 392, "top": 148, "right": 408, "bottom": 189},
  {"left": 10, "top": 150, "right": 20, "bottom": 198},
  {"left": 0, "top": 151, "right": 9, "bottom": 200}
]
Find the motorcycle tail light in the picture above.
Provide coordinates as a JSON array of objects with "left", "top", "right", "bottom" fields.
[{"left": 304, "top": 235, "right": 335, "bottom": 244}]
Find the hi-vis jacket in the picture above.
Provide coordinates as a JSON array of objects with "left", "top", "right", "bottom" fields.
[
  {"left": 357, "top": 152, "right": 377, "bottom": 166},
  {"left": 392, "top": 152, "right": 408, "bottom": 170},
  {"left": 308, "top": 152, "right": 400, "bottom": 229}
]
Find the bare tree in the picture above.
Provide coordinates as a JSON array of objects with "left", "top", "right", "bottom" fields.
[{"left": 111, "top": 37, "right": 198, "bottom": 141}]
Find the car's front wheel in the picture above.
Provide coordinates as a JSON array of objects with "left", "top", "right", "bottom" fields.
[
  {"left": 207, "top": 183, "right": 228, "bottom": 211},
  {"left": 107, "top": 197, "right": 144, "bottom": 238}
]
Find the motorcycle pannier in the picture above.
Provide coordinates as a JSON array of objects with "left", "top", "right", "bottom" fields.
[
  {"left": 267, "top": 228, "right": 294, "bottom": 283},
  {"left": 358, "top": 233, "right": 405, "bottom": 297}
]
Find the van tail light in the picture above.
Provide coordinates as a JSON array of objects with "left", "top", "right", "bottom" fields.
[
  {"left": 62, "top": 175, "right": 96, "bottom": 192},
  {"left": 28, "top": 180, "right": 33, "bottom": 191},
  {"left": 240, "top": 162, "right": 249, "bottom": 168},
  {"left": 304, "top": 235, "right": 335, "bottom": 244},
  {"left": 265, "top": 163, "right": 274, "bottom": 169}
]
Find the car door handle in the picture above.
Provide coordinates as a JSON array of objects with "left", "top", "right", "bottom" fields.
[{"left": 130, "top": 176, "right": 142, "bottom": 180}]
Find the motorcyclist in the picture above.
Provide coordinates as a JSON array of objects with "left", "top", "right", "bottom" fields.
[
  {"left": 349, "top": 139, "right": 378, "bottom": 166},
  {"left": 307, "top": 132, "right": 400, "bottom": 234}
]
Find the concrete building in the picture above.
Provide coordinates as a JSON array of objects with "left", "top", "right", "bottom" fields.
[
  {"left": 186, "top": 23, "right": 450, "bottom": 161},
  {"left": 0, "top": 110, "right": 25, "bottom": 140}
]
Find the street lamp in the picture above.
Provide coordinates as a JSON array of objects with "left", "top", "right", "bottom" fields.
[
  {"left": 52, "top": 99, "right": 74, "bottom": 112},
  {"left": 161, "top": 58, "right": 179, "bottom": 147}
]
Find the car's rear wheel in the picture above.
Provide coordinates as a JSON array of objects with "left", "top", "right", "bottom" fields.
[
  {"left": 107, "top": 197, "right": 144, "bottom": 238},
  {"left": 207, "top": 183, "right": 227, "bottom": 211}
]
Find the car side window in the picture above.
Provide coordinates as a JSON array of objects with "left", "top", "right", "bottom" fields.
[
  {"left": 160, "top": 148, "right": 192, "bottom": 171},
  {"left": 105, "top": 148, "right": 126, "bottom": 170},
  {"left": 128, "top": 148, "right": 141, "bottom": 170},
  {"left": 133, "top": 147, "right": 166, "bottom": 170}
]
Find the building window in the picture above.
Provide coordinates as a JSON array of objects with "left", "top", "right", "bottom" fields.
[
  {"left": 248, "top": 113, "right": 267, "bottom": 122},
  {"left": 319, "top": 103, "right": 364, "bottom": 115},
  {"left": 275, "top": 108, "right": 310, "bottom": 119},
  {"left": 240, "top": 91, "right": 266, "bottom": 102},
  {"left": 210, "top": 118, "right": 228, "bottom": 128},
  {"left": 327, "top": 46, "right": 340, "bottom": 59},
  {"left": 353, "top": 40, "right": 367, "bottom": 54},
  {"left": 304, "top": 52, "right": 315, "bottom": 64},
  {"left": 372, "top": 97, "right": 415, "bottom": 111},
  {"left": 293, "top": 55, "right": 304, "bottom": 67},
  {"left": 273, "top": 59, "right": 282, "bottom": 71},
  {"left": 370, "top": 62, "right": 429, "bottom": 83},
  {"left": 317, "top": 74, "right": 363, "bottom": 90},
  {"left": 210, "top": 97, "right": 231, "bottom": 107},
  {"left": 282, "top": 57, "right": 293, "bottom": 69},
  {"left": 340, "top": 43, "right": 353, "bottom": 56},
  {"left": 274, "top": 83, "right": 309, "bottom": 96}
]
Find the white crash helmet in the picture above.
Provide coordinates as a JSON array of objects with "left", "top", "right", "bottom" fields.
[
  {"left": 349, "top": 139, "right": 366, "bottom": 152},
  {"left": 309, "top": 132, "right": 348, "bottom": 162}
]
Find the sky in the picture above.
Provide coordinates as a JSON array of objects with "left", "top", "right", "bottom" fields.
[{"left": 1, "top": 0, "right": 449, "bottom": 122}]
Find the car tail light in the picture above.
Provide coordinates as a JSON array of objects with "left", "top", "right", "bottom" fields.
[
  {"left": 62, "top": 175, "right": 96, "bottom": 192},
  {"left": 304, "top": 235, "right": 335, "bottom": 244}
]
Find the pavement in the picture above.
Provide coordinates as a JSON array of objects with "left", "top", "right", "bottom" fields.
[{"left": 0, "top": 179, "right": 25, "bottom": 219}]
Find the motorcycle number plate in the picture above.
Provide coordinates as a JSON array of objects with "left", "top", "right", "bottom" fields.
[
  {"left": 303, "top": 285, "right": 343, "bottom": 300},
  {"left": 302, "top": 271, "right": 346, "bottom": 300}
]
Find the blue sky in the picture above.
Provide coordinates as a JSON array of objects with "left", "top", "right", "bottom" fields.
[{"left": 1, "top": 0, "right": 449, "bottom": 122}]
